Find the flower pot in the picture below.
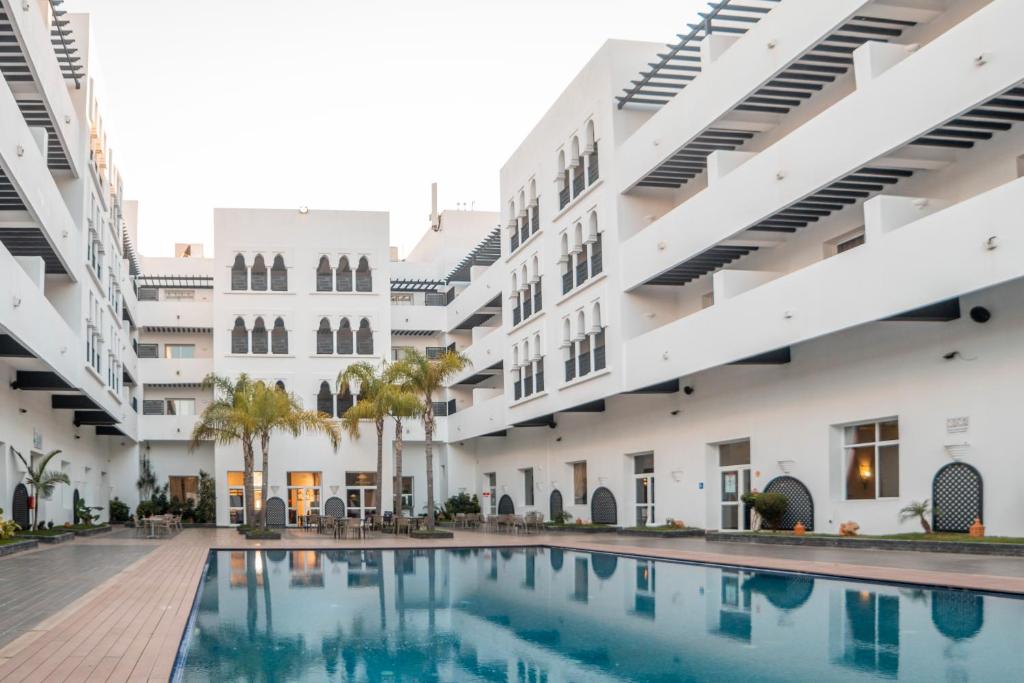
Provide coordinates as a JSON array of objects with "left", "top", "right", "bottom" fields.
[{"left": 27, "top": 496, "right": 35, "bottom": 510}]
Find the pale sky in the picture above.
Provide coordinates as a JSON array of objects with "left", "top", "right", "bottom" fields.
[{"left": 63, "top": 0, "right": 701, "bottom": 258}]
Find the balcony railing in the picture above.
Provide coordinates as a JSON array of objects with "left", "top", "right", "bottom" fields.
[
  {"left": 510, "top": 231, "right": 520, "bottom": 252},
  {"left": 559, "top": 186, "right": 570, "bottom": 210},
  {"left": 590, "top": 248, "right": 603, "bottom": 276},
  {"left": 138, "top": 343, "right": 158, "bottom": 359},
  {"left": 535, "top": 369, "right": 544, "bottom": 393},
  {"left": 522, "top": 297, "right": 532, "bottom": 319},
  {"left": 531, "top": 205, "right": 539, "bottom": 232},
  {"left": 142, "top": 400, "right": 165, "bottom": 416},
  {"left": 424, "top": 291, "right": 447, "bottom": 306},
  {"left": 514, "top": 381, "right": 522, "bottom": 400},
  {"left": 524, "top": 375, "right": 534, "bottom": 396},
  {"left": 572, "top": 166, "right": 585, "bottom": 197},
  {"left": 579, "top": 352, "right": 591, "bottom": 377},
  {"left": 426, "top": 346, "right": 446, "bottom": 359},
  {"left": 533, "top": 288, "right": 542, "bottom": 313},
  {"left": 576, "top": 260, "right": 589, "bottom": 286},
  {"left": 562, "top": 271, "right": 572, "bottom": 295}
]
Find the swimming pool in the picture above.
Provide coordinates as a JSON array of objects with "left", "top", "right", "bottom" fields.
[{"left": 175, "top": 547, "right": 1022, "bottom": 682}]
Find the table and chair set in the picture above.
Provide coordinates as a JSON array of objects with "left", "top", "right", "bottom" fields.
[
  {"left": 132, "top": 514, "right": 183, "bottom": 538},
  {"left": 452, "top": 511, "right": 545, "bottom": 534},
  {"left": 295, "top": 512, "right": 429, "bottom": 539}
]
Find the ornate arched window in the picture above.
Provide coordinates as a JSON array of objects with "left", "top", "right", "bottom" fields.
[
  {"left": 337, "top": 317, "right": 353, "bottom": 354},
  {"left": 316, "top": 256, "right": 332, "bottom": 292},
  {"left": 557, "top": 150, "right": 569, "bottom": 209},
  {"left": 585, "top": 120, "right": 599, "bottom": 184},
  {"left": 231, "top": 254, "right": 247, "bottom": 291},
  {"left": 336, "top": 386, "right": 354, "bottom": 417},
  {"left": 231, "top": 317, "right": 248, "bottom": 354},
  {"left": 316, "top": 381, "right": 334, "bottom": 415},
  {"left": 251, "top": 254, "right": 268, "bottom": 291},
  {"left": 271, "top": 317, "right": 288, "bottom": 354},
  {"left": 588, "top": 212, "right": 602, "bottom": 276},
  {"left": 593, "top": 302, "right": 606, "bottom": 371},
  {"left": 270, "top": 254, "right": 287, "bottom": 291},
  {"left": 251, "top": 316, "right": 269, "bottom": 354},
  {"left": 355, "top": 256, "right": 372, "bottom": 292},
  {"left": 356, "top": 318, "right": 373, "bottom": 355},
  {"left": 316, "top": 318, "right": 333, "bottom": 355},
  {"left": 336, "top": 256, "right": 353, "bottom": 292},
  {"left": 275, "top": 380, "right": 286, "bottom": 392}
]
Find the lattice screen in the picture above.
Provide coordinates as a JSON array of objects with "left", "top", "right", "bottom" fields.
[
  {"left": 324, "top": 496, "right": 345, "bottom": 519},
  {"left": 265, "top": 497, "right": 286, "bottom": 527},
  {"left": 498, "top": 494, "right": 515, "bottom": 514},
  {"left": 932, "top": 463, "right": 982, "bottom": 532},
  {"left": 11, "top": 484, "right": 29, "bottom": 529},
  {"left": 763, "top": 476, "right": 814, "bottom": 531},
  {"left": 591, "top": 487, "right": 617, "bottom": 525},
  {"left": 549, "top": 490, "right": 564, "bottom": 520}
]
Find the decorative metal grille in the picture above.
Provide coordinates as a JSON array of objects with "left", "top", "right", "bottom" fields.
[
  {"left": 932, "top": 462, "right": 982, "bottom": 532},
  {"left": 251, "top": 324, "right": 268, "bottom": 354},
  {"left": 137, "top": 343, "right": 159, "bottom": 359},
  {"left": 591, "top": 553, "right": 618, "bottom": 580},
  {"left": 142, "top": 400, "right": 165, "bottom": 416},
  {"left": 270, "top": 257, "right": 287, "bottom": 291},
  {"left": 73, "top": 489, "right": 80, "bottom": 524},
  {"left": 324, "top": 496, "right": 345, "bottom": 519},
  {"left": 931, "top": 590, "right": 984, "bottom": 642},
  {"left": 265, "top": 497, "right": 286, "bottom": 527},
  {"left": 337, "top": 327, "right": 354, "bottom": 355},
  {"left": 231, "top": 322, "right": 248, "bottom": 354},
  {"left": 316, "top": 324, "right": 333, "bottom": 355},
  {"left": 549, "top": 490, "right": 563, "bottom": 520},
  {"left": 356, "top": 327, "right": 373, "bottom": 355},
  {"left": 497, "top": 494, "right": 515, "bottom": 514},
  {"left": 590, "top": 487, "right": 617, "bottom": 525},
  {"left": 230, "top": 257, "right": 247, "bottom": 291},
  {"left": 12, "top": 483, "right": 29, "bottom": 529},
  {"left": 271, "top": 324, "right": 288, "bottom": 354},
  {"left": 763, "top": 476, "right": 814, "bottom": 531},
  {"left": 356, "top": 271, "right": 372, "bottom": 293}
]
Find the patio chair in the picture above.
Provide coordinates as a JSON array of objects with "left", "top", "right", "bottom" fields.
[
  {"left": 455, "top": 512, "right": 467, "bottom": 528},
  {"left": 396, "top": 517, "right": 413, "bottom": 535},
  {"left": 342, "top": 518, "right": 361, "bottom": 539},
  {"left": 525, "top": 511, "right": 544, "bottom": 533},
  {"left": 509, "top": 515, "right": 527, "bottom": 535}
]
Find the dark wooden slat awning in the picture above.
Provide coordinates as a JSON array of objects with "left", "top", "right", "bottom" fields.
[
  {"left": 11, "top": 371, "right": 74, "bottom": 391},
  {"left": 0, "top": 335, "right": 33, "bottom": 358},
  {"left": 52, "top": 395, "right": 101, "bottom": 410}
]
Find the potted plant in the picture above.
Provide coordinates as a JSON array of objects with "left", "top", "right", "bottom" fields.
[{"left": 12, "top": 449, "right": 69, "bottom": 532}]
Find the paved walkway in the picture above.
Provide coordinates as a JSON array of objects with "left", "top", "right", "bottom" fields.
[{"left": 0, "top": 527, "right": 1022, "bottom": 681}]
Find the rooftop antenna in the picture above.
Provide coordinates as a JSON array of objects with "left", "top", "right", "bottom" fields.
[{"left": 430, "top": 182, "right": 441, "bottom": 232}]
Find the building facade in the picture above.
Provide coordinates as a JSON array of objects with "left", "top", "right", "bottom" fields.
[{"left": 3, "top": 0, "right": 1024, "bottom": 536}]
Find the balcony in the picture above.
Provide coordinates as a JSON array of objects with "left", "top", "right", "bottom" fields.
[
  {"left": 391, "top": 304, "right": 445, "bottom": 334},
  {"left": 447, "top": 393, "right": 506, "bottom": 440},
  {"left": 140, "top": 414, "right": 201, "bottom": 441},
  {"left": 136, "top": 299, "right": 213, "bottom": 332},
  {"left": 140, "top": 357, "right": 213, "bottom": 386}
]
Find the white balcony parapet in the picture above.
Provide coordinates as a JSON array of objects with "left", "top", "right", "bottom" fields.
[
  {"left": 863, "top": 194, "right": 951, "bottom": 241},
  {"left": 140, "top": 357, "right": 214, "bottom": 386},
  {"left": 853, "top": 40, "right": 912, "bottom": 86},
  {"left": 140, "top": 414, "right": 201, "bottom": 442},
  {"left": 621, "top": 1, "right": 1024, "bottom": 292},
  {"left": 624, "top": 175, "right": 1024, "bottom": 392}
]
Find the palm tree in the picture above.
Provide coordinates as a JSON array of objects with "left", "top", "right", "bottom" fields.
[
  {"left": 252, "top": 381, "right": 340, "bottom": 529},
  {"left": 338, "top": 362, "right": 419, "bottom": 517},
  {"left": 13, "top": 448, "right": 70, "bottom": 530},
  {"left": 898, "top": 499, "right": 933, "bottom": 534},
  {"left": 191, "top": 374, "right": 260, "bottom": 526},
  {"left": 393, "top": 349, "right": 470, "bottom": 530}
]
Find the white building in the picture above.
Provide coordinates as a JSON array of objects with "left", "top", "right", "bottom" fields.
[{"left": 3, "top": 0, "right": 1024, "bottom": 536}]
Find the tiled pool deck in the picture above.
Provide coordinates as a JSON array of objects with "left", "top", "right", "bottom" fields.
[{"left": 1, "top": 527, "right": 1022, "bottom": 682}]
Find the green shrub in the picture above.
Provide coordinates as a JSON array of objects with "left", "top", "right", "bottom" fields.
[
  {"left": 109, "top": 498, "right": 131, "bottom": 523},
  {"left": 195, "top": 470, "right": 216, "bottom": 523},
  {"left": 74, "top": 497, "right": 103, "bottom": 526},
  {"left": 550, "top": 510, "right": 573, "bottom": 525},
  {"left": 742, "top": 492, "right": 789, "bottom": 531},
  {"left": 443, "top": 493, "right": 481, "bottom": 515},
  {"left": 0, "top": 507, "right": 19, "bottom": 540}
]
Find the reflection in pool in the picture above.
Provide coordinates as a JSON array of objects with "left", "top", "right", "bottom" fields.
[{"left": 176, "top": 548, "right": 1021, "bottom": 682}]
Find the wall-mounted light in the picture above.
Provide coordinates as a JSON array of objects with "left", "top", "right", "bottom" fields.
[
  {"left": 18, "top": 408, "right": 27, "bottom": 414},
  {"left": 298, "top": 206, "right": 310, "bottom": 214},
  {"left": 670, "top": 470, "right": 683, "bottom": 482},
  {"left": 683, "top": 385, "right": 695, "bottom": 396},
  {"left": 670, "top": 409, "right": 680, "bottom": 416}
]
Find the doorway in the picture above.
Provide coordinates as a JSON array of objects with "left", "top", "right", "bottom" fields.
[
  {"left": 287, "top": 471, "right": 322, "bottom": 525},
  {"left": 718, "top": 440, "right": 751, "bottom": 531},
  {"left": 345, "top": 471, "right": 378, "bottom": 519},
  {"left": 633, "top": 453, "right": 655, "bottom": 526}
]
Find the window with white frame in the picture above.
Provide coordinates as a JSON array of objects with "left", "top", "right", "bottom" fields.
[
  {"left": 522, "top": 468, "right": 535, "bottom": 506},
  {"left": 843, "top": 419, "right": 899, "bottom": 500}
]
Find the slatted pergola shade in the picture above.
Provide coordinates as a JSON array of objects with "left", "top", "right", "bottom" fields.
[
  {"left": 627, "top": 4, "right": 919, "bottom": 189},
  {"left": 445, "top": 227, "right": 501, "bottom": 283},
  {"left": 910, "top": 84, "right": 1024, "bottom": 149}
]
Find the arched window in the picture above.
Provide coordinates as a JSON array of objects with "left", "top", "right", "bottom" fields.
[
  {"left": 592, "top": 302, "right": 606, "bottom": 371},
  {"left": 316, "top": 381, "right": 334, "bottom": 415},
  {"left": 523, "top": 339, "right": 534, "bottom": 395},
  {"left": 271, "top": 317, "right": 288, "bottom": 354},
  {"left": 251, "top": 316, "right": 269, "bottom": 354},
  {"left": 231, "top": 254, "right": 247, "bottom": 291},
  {"left": 577, "top": 310, "right": 591, "bottom": 376},
  {"left": 557, "top": 150, "right": 569, "bottom": 209},
  {"left": 355, "top": 256, "right": 372, "bottom": 292},
  {"left": 563, "top": 317, "right": 575, "bottom": 382},
  {"left": 337, "top": 386, "right": 354, "bottom": 417},
  {"left": 592, "top": 302, "right": 602, "bottom": 330},
  {"left": 571, "top": 137, "right": 584, "bottom": 197},
  {"left": 512, "top": 345, "right": 522, "bottom": 400},
  {"left": 528, "top": 179, "right": 539, "bottom": 233},
  {"left": 508, "top": 199, "right": 519, "bottom": 251},
  {"left": 337, "top": 317, "right": 353, "bottom": 354},
  {"left": 356, "top": 318, "right": 373, "bottom": 355},
  {"left": 586, "top": 120, "right": 599, "bottom": 184},
  {"left": 251, "top": 254, "right": 268, "bottom": 291},
  {"left": 589, "top": 212, "right": 602, "bottom": 276},
  {"left": 316, "top": 318, "right": 333, "bottom": 355},
  {"left": 271, "top": 254, "right": 287, "bottom": 291},
  {"left": 275, "top": 380, "right": 286, "bottom": 392},
  {"left": 316, "top": 256, "right": 332, "bottom": 292},
  {"left": 336, "top": 256, "right": 353, "bottom": 292},
  {"left": 231, "top": 317, "right": 248, "bottom": 354},
  {"left": 562, "top": 318, "right": 571, "bottom": 344}
]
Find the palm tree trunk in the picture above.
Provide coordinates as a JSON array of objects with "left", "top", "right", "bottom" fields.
[
  {"left": 375, "top": 418, "right": 384, "bottom": 516},
  {"left": 260, "top": 434, "right": 270, "bottom": 530},
  {"left": 393, "top": 417, "right": 404, "bottom": 516},
  {"left": 425, "top": 409, "right": 435, "bottom": 531},
  {"left": 242, "top": 440, "right": 256, "bottom": 527}
]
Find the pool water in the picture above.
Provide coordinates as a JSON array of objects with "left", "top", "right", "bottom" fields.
[{"left": 176, "top": 548, "right": 1022, "bottom": 682}]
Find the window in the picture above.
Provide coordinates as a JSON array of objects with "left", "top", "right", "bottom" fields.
[
  {"left": 844, "top": 420, "right": 899, "bottom": 500},
  {"left": 166, "top": 398, "right": 195, "bottom": 416},
  {"left": 400, "top": 476, "right": 414, "bottom": 515},
  {"left": 316, "top": 256, "right": 333, "bottom": 292},
  {"left": 251, "top": 254, "right": 268, "bottom": 291},
  {"left": 168, "top": 475, "right": 199, "bottom": 503},
  {"left": 271, "top": 317, "right": 288, "bottom": 354},
  {"left": 356, "top": 318, "right": 373, "bottom": 355},
  {"left": 572, "top": 462, "right": 587, "bottom": 505},
  {"left": 523, "top": 468, "right": 534, "bottom": 506},
  {"left": 231, "top": 254, "right": 247, "bottom": 291},
  {"left": 231, "top": 317, "right": 248, "bottom": 354},
  {"left": 345, "top": 471, "right": 377, "bottom": 519},
  {"left": 837, "top": 233, "right": 865, "bottom": 253},
  {"left": 251, "top": 317, "right": 269, "bottom": 354},
  {"left": 355, "top": 256, "right": 372, "bottom": 292},
  {"left": 163, "top": 344, "right": 195, "bottom": 359},
  {"left": 270, "top": 254, "right": 288, "bottom": 291},
  {"left": 226, "top": 470, "right": 263, "bottom": 525},
  {"left": 336, "top": 256, "right": 353, "bottom": 292},
  {"left": 316, "top": 318, "right": 333, "bottom": 355},
  {"left": 316, "top": 381, "right": 334, "bottom": 415},
  {"left": 337, "top": 318, "right": 354, "bottom": 354},
  {"left": 287, "top": 471, "right": 321, "bottom": 525}
]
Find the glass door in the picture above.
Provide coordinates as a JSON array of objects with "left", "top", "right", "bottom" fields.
[
  {"left": 345, "top": 472, "right": 378, "bottom": 519},
  {"left": 484, "top": 473, "right": 497, "bottom": 514},
  {"left": 633, "top": 453, "right": 655, "bottom": 526},
  {"left": 287, "top": 471, "right": 321, "bottom": 526},
  {"left": 718, "top": 440, "right": 751, "bottom": 531}
]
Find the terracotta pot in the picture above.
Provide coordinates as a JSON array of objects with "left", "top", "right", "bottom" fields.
[
  {"left": 27, "top": 496, "right": 35, "bottom": 510},
  {"left": 969, "top": 518, "right": 985, "bottom": 538},
  {"left": 793, "top": 521, "right": 806, "bottom": 536}
]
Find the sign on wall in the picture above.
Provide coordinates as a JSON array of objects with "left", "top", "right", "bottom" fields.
[{"left": 32, "top": 429, "right": 43, "bottom": 450}]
